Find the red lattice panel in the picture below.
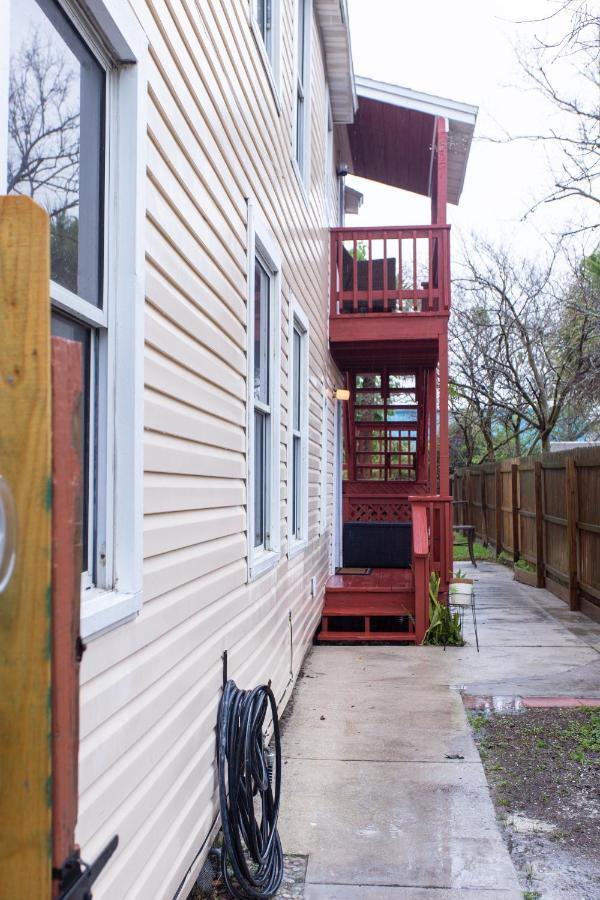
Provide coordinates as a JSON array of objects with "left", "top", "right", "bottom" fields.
[{"left": 348, "top": 501, "right": 411, "bottom": 522}]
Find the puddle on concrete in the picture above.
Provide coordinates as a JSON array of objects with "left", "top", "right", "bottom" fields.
[{"left": 462, "top": 693, "right": 525, "bottom": 715}]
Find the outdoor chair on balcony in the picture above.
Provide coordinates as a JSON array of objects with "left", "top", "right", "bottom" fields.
[
  {"left": 341, "top": 250, "right": 399, "bottom": 313},
  {"left": 449, "top": 577, "right": 479, "bottom": 652}
]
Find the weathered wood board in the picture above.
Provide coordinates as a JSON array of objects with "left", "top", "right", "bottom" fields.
[{"left": 0, "top": 196, "right": 52, "bottom": 897}]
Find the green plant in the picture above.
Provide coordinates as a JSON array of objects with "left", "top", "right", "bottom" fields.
[
  {"left": 422, "top": 572, "right": 465, "bottom": 646},
  {"left": 515, "top": 557, "right": 536, "bottom": 573}
]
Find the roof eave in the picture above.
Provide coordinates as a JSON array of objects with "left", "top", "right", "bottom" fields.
[
  {"left": 315, "top": 0, "right": 357, "bottom": 123},
  {"left": 353, "top": 75, "right": 479, "bottom": 206}
]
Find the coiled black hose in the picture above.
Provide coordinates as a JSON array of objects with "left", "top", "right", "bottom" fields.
[{"left": 217, "top": 679, "right": 284, "bottom": 899}]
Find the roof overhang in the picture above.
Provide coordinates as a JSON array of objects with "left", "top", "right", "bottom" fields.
[
  {"left": 348, "top": 76, "right": 478, "bottom": 205},
  {"left": 315, "top": 0, "right": 357, "bottom": 123}
]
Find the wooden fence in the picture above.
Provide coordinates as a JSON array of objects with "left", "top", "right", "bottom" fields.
[{"left": 453, "top": 446, "right": 600, "bottom": 620}]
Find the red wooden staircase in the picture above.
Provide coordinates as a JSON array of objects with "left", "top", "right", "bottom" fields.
[{"left": 318, "top": 118, "right": 455, "bottom": 646}]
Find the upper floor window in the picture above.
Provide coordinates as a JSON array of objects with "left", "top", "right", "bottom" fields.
[
  {"left": 251, "top": 0, "right": 281, "bottom": 103},
  {"left": 288, "top": 298, "right": 309, "bottom": 554},
  {"left": 294, "top": 0, "right": 311, "bottom": 183},
  {"left": 255, "top": 0, "right": 274, "bottom": 59},
  {"left": 5, "top": 0, "right": 146, "bottom": 637},
  {"left": 248, "top": 206, "right": 281, "bottom": 579}
]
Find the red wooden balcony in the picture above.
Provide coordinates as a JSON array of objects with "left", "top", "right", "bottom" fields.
[{"left": 329, "top": 225, "right": 451, "bottom": 352}]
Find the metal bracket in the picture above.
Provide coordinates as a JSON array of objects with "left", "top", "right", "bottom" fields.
[{"left": 55, "top": 836, "right": 118, "bottom": 900}]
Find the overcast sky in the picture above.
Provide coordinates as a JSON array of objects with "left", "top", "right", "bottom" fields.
[{"left": 346, "top": 0, "right": 593, "bottom": 255}]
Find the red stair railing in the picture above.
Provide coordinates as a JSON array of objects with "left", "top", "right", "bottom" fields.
[{"left": 410, "top": 495, "right": 453, "bottom": 642}]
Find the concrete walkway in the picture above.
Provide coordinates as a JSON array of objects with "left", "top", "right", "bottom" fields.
[{"left": 278, "top": 562, "right": 600, "bottom": 899}]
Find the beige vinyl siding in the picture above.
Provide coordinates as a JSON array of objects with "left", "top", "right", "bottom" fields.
[{"left": 76, "top": 0, "right": 340, "bottom": 897}]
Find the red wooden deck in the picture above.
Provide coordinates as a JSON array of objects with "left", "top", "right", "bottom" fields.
[
  {"left": 319, "top": 568, "right": 416, "bottom": 643},
  {"left": 326, "top": 568, "right": 412, "bottom": 592}
]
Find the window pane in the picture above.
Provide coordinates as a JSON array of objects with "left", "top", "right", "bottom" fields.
[
  {"left": 256, "top": 0, "right": 272, "bottom": 56},
  {"left": 297, "top": 0, "right": 306, "bottom": 82},
  {"left": 293, "top": 327, "right": 301, "bottom": 432},
  {"left": 254, "top": 258, "right": 270, "bottom": 404},
  {"left": 254, "top": 410, "right": 266, "bottom": 549},
  {"left": 8, "top": 0, "right": 105, "bottom": 306},
  {"left": 296, "top": 93, "right": 304, "bottom": 168},
  {"left": 51, "top": 313, "right": 93, "bottom": 572},
  {"left": 257, "top": 0, "right": 266, "bottom": 33},
  {"left": 292, "top": 433, "right": 301, "bottom": 537}
]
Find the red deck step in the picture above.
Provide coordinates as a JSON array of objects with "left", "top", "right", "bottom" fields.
[{"left": 318, "top": 568, "right": 416, "bottom": 644}]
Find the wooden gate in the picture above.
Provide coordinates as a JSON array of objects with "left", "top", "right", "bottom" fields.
[{"left": 0, "top": 196, "right": 83, "bottom": 898}]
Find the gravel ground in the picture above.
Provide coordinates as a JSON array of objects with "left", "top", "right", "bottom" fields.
[
  {"left": 470, "top": 707, "right": 600, "bottom": 899},
  {"left": 189, "top": 854, "right": 307, "bottom": 899}
]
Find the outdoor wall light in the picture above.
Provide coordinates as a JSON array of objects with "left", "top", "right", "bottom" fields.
[{"left": 334, "top": 388, "right": 350, "bottom": 401}]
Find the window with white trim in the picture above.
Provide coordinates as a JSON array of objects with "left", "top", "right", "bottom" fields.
[
  {"left": 319, "top": 385, "right": 329, "bottom": 535},
  {"left": 5, "top": 0, "right": 146, "bottom": 638},
  {"left": 250, "top": 0, "right": 281, "bottom": 99},
  {"left": 248, "top": 207, "right": 281, "bottom": 578},
  {"left": 288, "top": 299, "right": 309, "bottom": 554},
  {"left": 294, "top": 0, "right": 311, "bottom": 182}
]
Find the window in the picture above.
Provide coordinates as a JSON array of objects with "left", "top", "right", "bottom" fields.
[
  {"left": 255, "top": 0, "right": 273, "bottom": 58},
  {"left": 250, "top": 0, "right": 281, "bottom": 103},
  {"left": 288, "top": 298, "right": 309, "bottom": 554},
  {"left": 248, "top": 205, "right": 281, "bottom": 578},
  {"left": 294, "top": 0, "right": 311, "bottom": 183},
  {"left": 319, "top": 384, "right": 329, "bottom": 535},
  {"left": 4, "top": 0, "right": 146, "bottom": 637}
]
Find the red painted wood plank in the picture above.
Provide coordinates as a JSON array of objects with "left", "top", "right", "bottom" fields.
[
  {"left": 317, "top": 630, "right": 416, "bottom": 644},
  {"left": 51, "top": 337, "right": 83, "bottom": 893}
]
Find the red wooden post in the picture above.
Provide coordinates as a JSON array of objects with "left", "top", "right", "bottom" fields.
[
  {"left": 427, "top": 229, "right": 433, "bottom": 312},
  {"left": 428, "top": 367, "right": 437, "bottom": 493},
  {"left": 412, "top": 232, "right": 417, "bottom": 310},
  {"left": 438, "top": 333, "right": 450, "bottom": 575},
  {"left": 352, "top": 234, "right": 358, "bottom": 313},
  {"left": 411, "top": 501, "right": 430, "bottom": 643},
  {"left": 398, "top": 235, "right": 403, "bottom": 310},
  {"left": 367, "top": 234, "right": 373, "bottom": 313},
  {"left": 383, "top": 233, "right": 388, "bottom": 309},
  {"left": 430, "top": 129, "right": 438, "bottom": 226},
  {"left": 416, "top": 372, "right": 426, "bottom": 483},
  {"left": 51, "top": 338, "right": 83, "bottom": 895},
  {"left": 337, "top": 231, "right": 343, "bottom": 314},
  {"left": 435, "top": 117, "right": 448, "bottom": 226}
]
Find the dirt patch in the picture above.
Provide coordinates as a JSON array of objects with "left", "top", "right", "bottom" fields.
[
  {"left": 470, "top": 707, "right": 600, "bottom": 898},
  {"left": 189, "top": 853, "right": 307, "bottom": 899}
]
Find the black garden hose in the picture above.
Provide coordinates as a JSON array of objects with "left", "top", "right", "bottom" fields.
[{"left": 217, "top": 679, "right": 284, "bottom": 899}]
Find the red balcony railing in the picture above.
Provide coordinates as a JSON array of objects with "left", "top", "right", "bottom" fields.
[{"left": 330, "top": 225, "right": 450, "bottom": 318}]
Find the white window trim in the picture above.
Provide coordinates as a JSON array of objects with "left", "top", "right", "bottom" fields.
[
  {"left": 2, "top": 0, "right": 147, "bottom": 638},
  {"left": 292, "top": 0, "right": 312, "bottom": 193},
  {"left": 249, "top": 0, "right": 282, "bottom": 114},
  {"left": 287, "top": 296, "right": 309, "bottom": 558},
  {"left": 247, "top": 202, "right": 281, "bottom": 581},
  {"left": 319, "top": 381, "right": 329, "bottom": 536}
]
